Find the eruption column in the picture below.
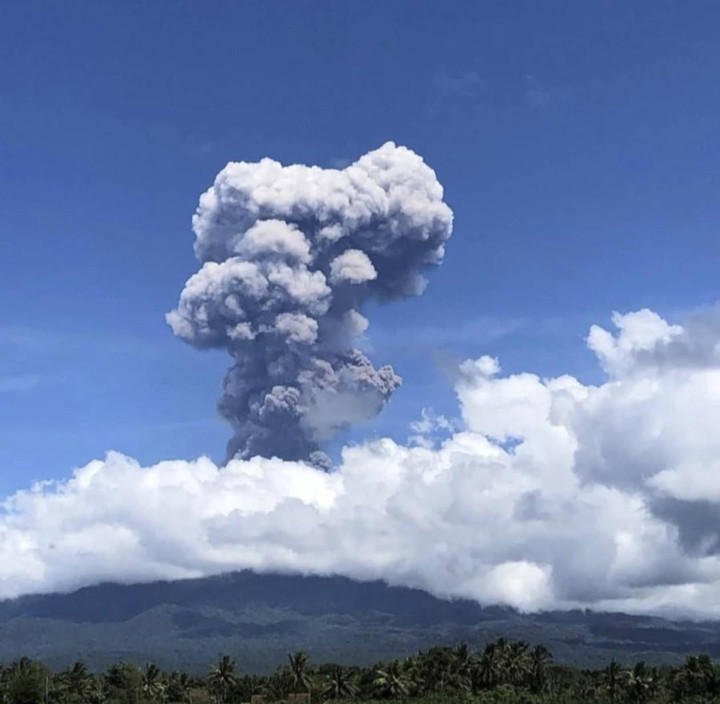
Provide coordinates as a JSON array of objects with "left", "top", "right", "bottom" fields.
[{"left": 167, "top": 142, "right": 453, "bottom": 466}]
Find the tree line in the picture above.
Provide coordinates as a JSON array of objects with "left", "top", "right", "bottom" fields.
[{"left": 2, "top": 638, "right": 720, "bottom": 704}]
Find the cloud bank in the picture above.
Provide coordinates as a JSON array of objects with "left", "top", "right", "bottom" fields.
[
  {"left": 167, "top": 143, "right": 453, "bottom": 466},
  {"left": 5, "top": 307, "right": 720, "bottom": 616}
]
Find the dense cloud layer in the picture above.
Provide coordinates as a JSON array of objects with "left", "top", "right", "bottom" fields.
[
  {"left": 167, "top": 143, "right": 453, "bottom": 464},
  {"left": 5, "top": 308, "right": 720, "bottom": 616}
]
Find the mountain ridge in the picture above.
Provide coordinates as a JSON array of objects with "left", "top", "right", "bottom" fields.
[{"left": 1, "top": 571, "right": 719, "bottom": 672}]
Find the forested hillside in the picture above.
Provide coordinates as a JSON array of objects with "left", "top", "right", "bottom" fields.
[{"left": 2, "top": 573, "right": 720, "bottom": 671}]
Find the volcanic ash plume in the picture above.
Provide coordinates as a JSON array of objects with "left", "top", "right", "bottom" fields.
[{"left": 167, "top": 142, "right": 453, "bottom": 466}]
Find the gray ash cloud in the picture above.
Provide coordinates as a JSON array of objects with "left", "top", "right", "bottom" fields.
[{"left": 167, "top": 142, "right": 453, "bottom": 466}]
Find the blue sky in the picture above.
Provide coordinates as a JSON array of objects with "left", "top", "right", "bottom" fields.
[{"left": 2, "top": 0, "right": 720, "bottom": 494}]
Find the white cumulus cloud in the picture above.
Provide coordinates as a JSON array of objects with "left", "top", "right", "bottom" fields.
[{"left": 5, "top": 307, "right": 720, "bottom": 617}]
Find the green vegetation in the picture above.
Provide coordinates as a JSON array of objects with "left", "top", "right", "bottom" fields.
[
  {"left": 6, "top": 574, "right": 720, "bottom": 670},
  {"left": 3, "top": 640, "right": 720, "bottom": 704}
]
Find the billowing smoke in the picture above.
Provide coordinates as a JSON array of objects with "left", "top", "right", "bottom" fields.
[{"left": 167, "top": 143, "right": 453, "bottom": 465}]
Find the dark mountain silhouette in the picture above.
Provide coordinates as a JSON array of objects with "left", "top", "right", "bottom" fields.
[{"left": 1, "top": 571, "right": 718, "bottom": 672}]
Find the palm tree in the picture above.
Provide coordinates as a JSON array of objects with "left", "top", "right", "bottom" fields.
[
  {"left": 263, "top": 667, "right": 293, "bottom": 702},
  {"left": 452, "top": 644, "right": 471, "bottom": 674},
  {"left": 288, "top": 652, "right": 312, "bottom": 694},
  {"left": 84, "top": 679, "right": 107, "bottom": 704},
  {"left": 142, "top": 664, "right": 166, "bottom": 703},
  {"left": 167, "top": 672, "right": 193, "bottom": 704},
  {"left": 528, "top": 645, "right": 552, "bottom": 694},
  {"left": 603, "top": 660, "right": 622, "bottom": 704},
  {"left": 435, "top": 645, "right": 471, "bottom": 694},
  {"left": 623, "top": 661, "right": 656, "bottom": 704},
  {"left": 207, "top": 656, "right": 237, "bottom": 704},
  {"left": 576, "top": 671, "right": 599, "bottom": 702},
  {"left": 322, "top": 666, "right": 356, "bottom": 700},
  {"left": 372, "top": 662, "right": 409, "bottom": 699},
  {"left": 61, "top": 662, "right": 94, "bottom": 703},
  {"left": 411, "top": 648, "right": 450, "bottom": 694},
  {"left": 677, "top": 654, "right": 718, "bottom": 698},
  {"left": 505, "top": 640, "right": 530, "bottom": 687},
  {"left": 102, "top": 662, "right": 143, "bottom": 704},
  {"left": 5, "top": 658, "right": 49, "bottom": 704},
  {"left": 475, "top": 644, "right": 502, "bottom": 690}
]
